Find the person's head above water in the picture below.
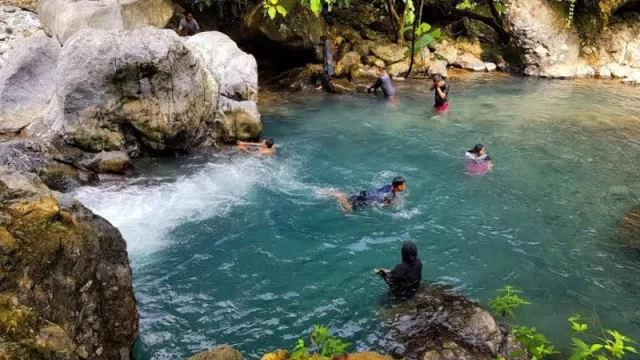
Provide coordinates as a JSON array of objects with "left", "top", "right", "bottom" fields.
[
  {"left": 401, "top": 241, "right": 419, "bottom": 265},
  {"left": 375, "top": 66, "right": 384, "bottom": 76},
  {"left": 392, "top": 176, "right": 406, "bottom": 192},
  {"left": 469, "top": 144, "right": 486, "bottom": 156},
  {"left": 263, "top": 138, "right": 275, "bottom": 148},
  {"left": 432, "top": 74, "right": 445, "bottom": 86},
  {"left": 185, "top": 12, "right": 194, "bottom": 22}
]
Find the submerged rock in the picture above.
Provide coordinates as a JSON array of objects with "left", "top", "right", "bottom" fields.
[
  {"left": 190, "top": 345, "right": 245, "bottom": 360},
  {"left": 38, "top": 0, "right": 174, "bottom": 44},
  {"left": 328, "top": 78, "right": 357, "bottom": 93},
  {"left": 80, "top": 151, "right": 134, "bottom": 175},
  {"left": 618, "top": 206, "right": 640, "bottom": 249},
  {"left": 0, "top": 167, "right": 139, "bottom": 358},
  {"left": 380, "top": 285, "right": 522, "bottom": 360},
  {"left": 0, "top": 34, "right": 60, "bottom": 134}
]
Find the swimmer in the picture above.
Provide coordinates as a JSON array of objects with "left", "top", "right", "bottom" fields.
[
  {"left": 237, "top": 138, "right": 276, "bottom": 156},
  {"left": 429, "top": 74, "right": 449, "bottom": 112},
  {"left": 375, "top": 241, "right": 422, "bottom": 299},
  {"left": 367, "top": 67, "right": 397, "bottom": 102},
  {"left": 465, "top": 144, "right": 493, "bottom": 173},
  {"left": 327, "top": 176, "right": 406, "bottom": 212}
]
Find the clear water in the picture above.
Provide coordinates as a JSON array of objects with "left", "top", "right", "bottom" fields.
[{"left": 74, "top": 73, "right": 640, "bottom": 359}]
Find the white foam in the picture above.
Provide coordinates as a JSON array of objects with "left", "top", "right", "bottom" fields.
[{"left": 73, "top": 156, "right": 304, "bottom": 257}]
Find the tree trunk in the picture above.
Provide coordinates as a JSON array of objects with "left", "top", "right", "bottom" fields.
[{"left": 406, "top": 0, "right": 424, "bottom": 78}]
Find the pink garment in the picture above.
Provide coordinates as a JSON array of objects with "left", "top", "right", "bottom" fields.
[{"left": 466, "top": 161, "right": 490, "bottom": 176}]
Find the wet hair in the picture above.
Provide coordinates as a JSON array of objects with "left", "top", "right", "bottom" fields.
[
  {"left": 392, "top": 176, "right": 406, "bottom": 188},
  {"left": 432, "top": 74, "right": 443, "bottom": 83},
  {"left": 401, "top": 241, "right": 418, "bottom": 265},
  {"left": 265, "top": 138, "right": 275, "bottom": 148},
  {"left": 468, "top": 144, "right": 485, "bottom": 154}
]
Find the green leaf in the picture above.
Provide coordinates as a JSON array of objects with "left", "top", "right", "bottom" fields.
[
  {"left": 414, "top": 33, "right": 434, "bottom": 49},
  {"left": 276, "top": 5, "right": 287, "bottom": 16},
  {"left": 572, "top": 337, "right": 589, "bottom": 351},
  {"left": 625, "top": 346, "right": 638, "bottom": 353},
  {"left": 269, "top": 0, "right": 278, "bottom": 5},
  {"left": 268, "top": 6, "right": 277, "bottom": 19},
  {"left": 590, "top": 344, "right": 604, "bottom": 352},
  {"left": 428, "top": 28, "right": 442, "bottom": 39},
  {"left": 310, "top": 0, "right": 321, "bottom": 15},
  {"left": 416, "top": 22, "right": 431, "bottom": 35},
  {"left": 568, "top": 350, "right": 589, "bottom": 360}
]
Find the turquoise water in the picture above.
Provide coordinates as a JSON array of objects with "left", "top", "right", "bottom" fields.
[{"left": 74, "top": 73, "right": 640, "bottom": 359}]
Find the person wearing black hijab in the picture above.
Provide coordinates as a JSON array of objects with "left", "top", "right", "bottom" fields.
[{"left": 375, "top": 241, "right": 422, "bottom": 298}]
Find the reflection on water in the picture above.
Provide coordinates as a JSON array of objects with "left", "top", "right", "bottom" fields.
[{"left": 75, "top": 73, "right": 640, "bottom": 359}]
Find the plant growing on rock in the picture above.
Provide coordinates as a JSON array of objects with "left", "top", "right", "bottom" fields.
[
  {"left": 488, "top": 285, "right": 530, "bottom": 320},
  {"left": 290, "top": 325, "right": 351, "bottom": 360}
]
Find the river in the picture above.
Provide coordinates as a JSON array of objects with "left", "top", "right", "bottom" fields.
[{"left": 74, "top": 73, "right": 640, "bottom": 359}]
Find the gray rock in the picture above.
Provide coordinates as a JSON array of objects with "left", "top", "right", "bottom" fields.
[
  {"left": 80, "top": 151, "right": 133, "bottom": 174},
  {"left": 386, "top": 60, "right": 410, "bottom": 77},
  {"left": 607, "top": 62, "right": 630, "bottom": 78},
  {"left": 427, "top": 60, "right": 448, "bottom": 78},
  {"left": 371, "top": 43, "right": 408, "bottom": 64},
  {"left": 597, "top": 20, "right": 640, "bottom": 69},
  {"left": 335, "top": 51, "right": 361, "bottom": 76},
  {"left": 484, "top": 62, "right": 497, "bottom": 72},
  {"left": 434, "top": 44, "right": 458, "bottom": 65},
  {"left": 29, "top": 27, "right": 218, "bottom": 154},
  {"left": 381, "top": 285, "right": 523, "bottom": 359},
  {"left": 0, "top": 6, "right": 43, "bottom": 69},
  {"left": 186, "top": 31, "right": 258, "bottom": 102},
  {"left": 505, "top": 0, "right": 581, "bottom": 77},
  {"left": 454, "top": 53, "right": 486, "bottom": 71},
  {"left": 0, "top": 35, "right": 60, "bottom": 134},
  {"left": 598, "top": 65, "right": 612, "bottom": 78},
  {"left": 575, "top": 64, "right": 595, "bottom": 78},
  {"left": 214, "top": 97, "right": 262, "bottom": 145},
  {"left": 38, "top": 0, "right": 174, "bottom": 44},
  {"left": 364, "top": 55, "right": 385, "bottom": 68},
  {"left": 189, "top": 345, "right": 244, "bottom": 360},
  {"left": 353, "top": 40, "right": 373, "bottom": 57}
]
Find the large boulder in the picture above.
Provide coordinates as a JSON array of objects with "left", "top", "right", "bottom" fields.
[
  {"left": 386, "top": 59, "right": 410, "bottom": 77},
  {"left": 596, "top": 20, "right": 640, "bottom": 69},
  {"left": 381, "top": 285, "right": 522, "bottom": 359},
  {"left": 186, "top": 31, "right": 258, "bottom": 102},
  {"left": 38, "top": 0, "right": 174, "bottom": 44},
  {"left": 214, "top": 98, "right": 263, "bottom": 144},
  {"left": 0, "top": 167, "right": 138, "bottom": 359},
  {"left": 371, "top": 43, "right": 408, "bottom": 64},
  {"left": 0, "top": 6, "right": 43, "bottom": 69},
  {"left": 336, "top": 51, "right": 362, "bottom": 76},
  {"left": 29, "top": 27, "right": 218, "bottom": 154},
  {"left": 504, "top": 0, "right": 581, "bottom": 77},
  {"left": 0, "top": 35, "right": 60, "bottom": 134},
  {"left": 428, "top": 60, "right": 449, "bottom": 78}
]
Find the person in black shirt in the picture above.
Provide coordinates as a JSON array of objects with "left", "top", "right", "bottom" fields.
[
  {"left": 429, "top": 74, "right": 449, "bottom": 112},
  {"left": 375, "top": 241, "right": 422, "bottom": 298}
]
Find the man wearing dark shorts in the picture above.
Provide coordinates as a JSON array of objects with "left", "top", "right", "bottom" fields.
[{"left": 329, "top": 177, "right": 407, "bottom": 212}]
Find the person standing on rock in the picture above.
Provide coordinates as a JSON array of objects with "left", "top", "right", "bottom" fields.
[
  {"left": 310, "top": 35, "right": 335, "bottom": 90},
  {"left": 178, "top": 12, "right": 200, "bottom": 36},
  {"left": 367, "top": 67, "right": 397, "bottom": 101},
  {"left": 375, "top": 241, "right": 422, "bottom": 298},
  {"left": 430, "top": 74, "right": 449, "bottom": 112}
]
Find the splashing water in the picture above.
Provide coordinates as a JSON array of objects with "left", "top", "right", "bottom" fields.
[{"left": 74, "top": 74, "right": 640, "bottom": 359}]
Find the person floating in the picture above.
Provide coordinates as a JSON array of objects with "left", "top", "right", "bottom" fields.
[
  {"left": 310, "top": 35, "right": 335, "bottom": 90},
  {"left": 237, "top": 138, "right": 276, "bottom": 156},
  {"left": 367, "top": 67, "right": 397, "bottom": 101},
  {"left": 429, "top": 74, "right": 449, "bottom": 112},
  {"left": 465, "top": 143, "right": 493, "bottom": 174},
  {"left": 326, "top": 176, "right": 406, "bottom": 212},
  {"left": 178, "top": 12, "right": 200, "bottom": 37},
  {"left": 375, "top": 241, "right": 422, "bottom": 298}
]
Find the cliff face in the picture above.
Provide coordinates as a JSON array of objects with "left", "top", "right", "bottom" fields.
[{"left": 0, "top": 167, "right": 138, "bottom": 359}]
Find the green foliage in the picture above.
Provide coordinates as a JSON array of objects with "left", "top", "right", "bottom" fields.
[
  {"left": 290, "top": 325, "right": 351, "bottom": 360},
  {"left": 488, "top": 285, "right": 530, "bottom": 319},
  {"left": 263, "top": 0, "right": 287, "bottom": 19},
  {"left": 512, "top": 325, "right": 559, "bottom": 360},
  {"left": 403, "top": 22, "right": 446, "bottom": 57},
  {"left": 603, "top": 330, "right": 637, "bottom": 359}
]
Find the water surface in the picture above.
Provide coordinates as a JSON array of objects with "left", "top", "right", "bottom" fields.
[{"left": 74, "top": 73, "right": 640, "bottom": 359}]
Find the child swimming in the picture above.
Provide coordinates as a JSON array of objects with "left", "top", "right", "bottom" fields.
[
  {"left": 465, "top": 144, "right": 492, "bottom": 175},
  {"left": 319, "top": 176, "right": 407, "bottom": 212}
]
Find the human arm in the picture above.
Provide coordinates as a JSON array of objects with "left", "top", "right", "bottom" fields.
[
  {"left": 429, "top": 82, "right": 436, "bottom": 91},
  {"left": 375, "top": 268, "right": 393, "bottom": 285},
  {"left": 369, "top": 78, "right": 382, "bottom": 92},
  {"left": 436, "top": 85, "right": 447, "bottom": 100},
  {"left": 237, "top": 140, "right": 264, "bottom": 147}
]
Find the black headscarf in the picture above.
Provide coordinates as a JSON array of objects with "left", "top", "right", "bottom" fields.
[{"left": 387, "top": 241, "right": 422, "bottom": 298}]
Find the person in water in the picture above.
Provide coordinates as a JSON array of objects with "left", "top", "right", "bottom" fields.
[
  {"left": 429, "top": 74, "right": 449, "bottom": 112},
  {"left": 310, "top": 35, "right": 335, "bottom": 90},
  {"left": 237, "top": 138, "right": 276, "bottom": 156},
  {"left": 375, "top": 241, "right": 422, "bottom": 298},
  {"left": 329, "top": 176, "right": 406, "bottom": 212},
  {"left": 465, "top": 143, "right": 493, "bottom": 173},
  {"left": 367, "top": 67, "right": 396, "bottom": 100}
]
